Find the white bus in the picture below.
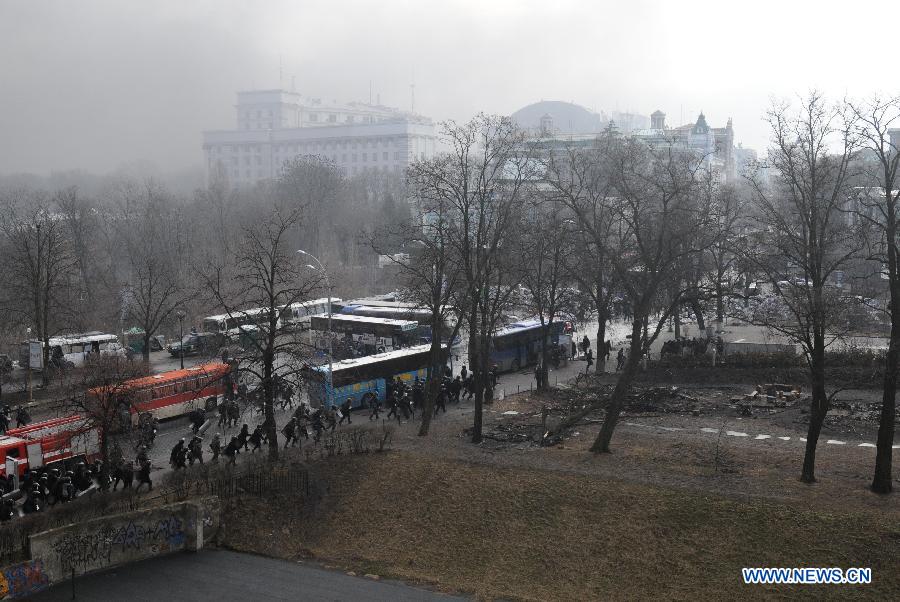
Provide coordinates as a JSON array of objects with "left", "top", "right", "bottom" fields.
[
  {"left": 282, "top": 297, "right": 341, "bottom": 331},
  {"left": 20, "top": 332, "right": 125, "bottom": 370},
  {"left": 201, "top": 308, "right": 272, "bottom": 339},
  {"left": 201, "top": 298, "right": 340, "bottom": 340}
]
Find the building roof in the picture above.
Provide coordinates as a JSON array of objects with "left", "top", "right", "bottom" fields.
[{"left": 510, "top": 101, "right": 606, "bottom": 135}]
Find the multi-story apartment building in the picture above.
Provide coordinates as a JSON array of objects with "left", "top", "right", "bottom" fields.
[{"left": 203, "top": 89, "right": 436, "bottom": 186}]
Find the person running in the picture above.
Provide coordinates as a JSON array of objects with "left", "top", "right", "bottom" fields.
[
  {"left": 237, "top": 424, "right": 250, "bottom": 451},
  {"left": 209, "top": 433, "right": 222, "bottom": 462},
  {"left": 224, "top": 436, "right": 240, "bottom": 465},
  {"left": 339, "top": 398, "right": 353, "bottom": 425},
  {"left": 369, "top": 394, "right": 382, "bottom": 421},
  {"left": 135, "top": 458, "right": 152, "bottom": 492},
  {"left": 282, "top": 417, "right": 298, "bottom": 448},
  {"left": 249, "top": 425, "right": 264, "bottom": 453}
]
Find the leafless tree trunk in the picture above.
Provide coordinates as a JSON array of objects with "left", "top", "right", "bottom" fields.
[
  {"left": 848, "top": 96, "right": 900, "bottom": 493},
  {"left": 745, "top": 92, "right": 861, "bottom": 483}
]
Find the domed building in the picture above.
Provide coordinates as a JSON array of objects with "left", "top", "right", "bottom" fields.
[{"left": 510, "top": 100, "right": 648, "bottom": 137}]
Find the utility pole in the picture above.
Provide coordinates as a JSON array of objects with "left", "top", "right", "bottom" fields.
[{"left": 298, "top": 249, "right": 334, "bottom": 408}]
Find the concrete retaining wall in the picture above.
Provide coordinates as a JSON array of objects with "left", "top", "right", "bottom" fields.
[
  {"left": 29, "top": 502, "right": 202, "bottom": 583},
  {"left": 0, "top": 497, "right": 221, "bottom": 599}
]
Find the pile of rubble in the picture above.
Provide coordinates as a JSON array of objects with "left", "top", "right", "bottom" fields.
[
  {"left": 733, "top": 383, "right": 804, "bottom": 412},
  {"left": 828, "top": 400, "right": 881, "bottom": 423},
  {"left": 625, "top": 386, "right": 705, "bottom": 416}
]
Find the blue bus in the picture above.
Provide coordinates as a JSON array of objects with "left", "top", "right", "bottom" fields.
[
  {"left": 489, "top": 319, "right": 571, "bottom": 372},
  {"left": 303, "top": 344, "right": 446, "bottom": 409}
]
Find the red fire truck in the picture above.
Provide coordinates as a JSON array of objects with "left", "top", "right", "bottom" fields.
[
  {"left": 0, "top": 363, "right": 232, "bottom": 478},
  {"left": 0, "top": 415, "right": 101, "bottom": 478}
]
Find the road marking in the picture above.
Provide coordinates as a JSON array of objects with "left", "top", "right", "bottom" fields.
[
  {"left": 754, "top": 434, "right": 771, "bottom": 440},
  {"left": 502, "top": 411, "right": 519, "bottom": 415},
  {"left": 659, "top": 426, "right": 683, "bottom": 431},
  {"left": 800, "top": 438, "right": 807, "bottom": 442},
  {"left": 858, "top": 443, "right": 876, "bottom": 447},
  {"left": 826, "top": 440, "right": 846, "bottom": 445},
  {"left": 726, "top": 431, "right": 748, "bottom": 437},
  {"left": 701, "top": 427, "right": 720, "bottom": 434},
  {"left": 778, "top": 436, "right": 791, "bottom": 441}
]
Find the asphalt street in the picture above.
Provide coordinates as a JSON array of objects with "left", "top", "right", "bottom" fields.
[{"left": 29, "top": 549, "right": 467, "bottom": 601}]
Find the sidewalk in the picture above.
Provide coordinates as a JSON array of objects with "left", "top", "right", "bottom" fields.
[{"left": 30, "top": 549, "right": 467, "bottom": 601}]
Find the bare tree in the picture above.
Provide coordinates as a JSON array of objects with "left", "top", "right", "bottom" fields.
[
  {"left": 411, "top": 115, "right": 533, "bottom": 443},
  {"left": 516, "top": 195, "right": 574, "bottom": 389},
  {"left": 548, "top": 133, "right": 717, "bottom": 452},
  {"left": 118, "top": 183, "right": 191, "bottom": 364},
  {"left": 0, "top": 190, "right": 78, "bottom": 383},
  {"left": 542, "top": 133, "right": 619, "bottom": 373},
  {"left": 64, "top": 355, "right": 148, "bottom": 464},
  {"left": 746, "top": 92, "right": 861, "bottom": 483},
  {"left": 200, "top": 203, "right": 317, "bottom": 461},
  {"left": 848, "top": 95, "right": 900, "bottom": 493},
  {"left": 371, "top": 195, "right": 463, "bottom": 435}
]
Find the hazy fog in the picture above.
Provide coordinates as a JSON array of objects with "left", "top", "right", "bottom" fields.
[{"left": 2, "top": 0, "right": 898, "bottom": 176}]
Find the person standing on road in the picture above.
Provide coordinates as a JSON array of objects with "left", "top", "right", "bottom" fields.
[
  {"left": 585, "top": 348, "right": 594, "bottom": 372},
  {"left": 580, "top": 335, "right": 590, "bottom": 358},
  {"left": 460, "top": 364, "right": 468, "bottom": 382},
  {"left": 616, "top": 348, "right": 625, "bottom": 371}
]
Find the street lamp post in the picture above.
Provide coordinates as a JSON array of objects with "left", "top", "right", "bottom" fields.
[
  {"left": 175, "top": 310, "right": 186, "bottom": 370},
  {"left": 298, "top": 249, "right": 334, "bottom": 408}
]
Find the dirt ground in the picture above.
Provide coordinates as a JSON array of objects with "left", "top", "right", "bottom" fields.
[{"left": 218, "top": 367, "right": 900, "bottom": 601}]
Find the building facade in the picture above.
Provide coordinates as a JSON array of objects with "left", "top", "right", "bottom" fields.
[
  {"left": 203, "top": 89, "right": 436, "bottom": 186},
  {"left": 631, "top": 111, "right": 736, "bottom": 182}
]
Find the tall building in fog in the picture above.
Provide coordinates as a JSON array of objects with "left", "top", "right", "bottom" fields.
[{"left": 202, "top": 90, "right": 436, "bottom": 187}]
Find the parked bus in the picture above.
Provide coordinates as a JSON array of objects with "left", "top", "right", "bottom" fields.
[
  {"left": 19, "top": 332, "right": 126, "bottom": 370},
  {"left": 282, "top": 297, "right": 341, "bottom": 331},
  {"left": 489, "top": 319, "right": 571, "bottom": 372},
  {"left": 86, "top": 362, "right": 233, "bottom": 423},
  {"left": 310, "top": 314, "right": 420, "bottom": 356},
  {"left": 337, "top": 303, "right": 457, "bottom": 343},
  {"left": 201, "top": 308, "right": 270, "bottom": 339},
  {"left": 303, "top": 344, "right": 445, "bottom": 409}
]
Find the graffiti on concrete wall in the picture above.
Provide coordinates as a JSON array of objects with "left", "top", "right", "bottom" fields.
[
  {"left": 50, "top": 514, "right": 187, "bottom": 572},
  {"left": 0, "top": 559, "right": 50, "bottom": 599}
]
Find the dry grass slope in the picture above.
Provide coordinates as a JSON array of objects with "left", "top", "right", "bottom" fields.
[{"left": 222, "top": 452, "right": 900, "bottom": 601}]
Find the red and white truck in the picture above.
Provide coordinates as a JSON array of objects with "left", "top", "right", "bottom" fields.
[{"left": 0, "top": 415, "right": 101, "bottom": 478}]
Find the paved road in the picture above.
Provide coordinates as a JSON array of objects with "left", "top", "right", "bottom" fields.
[{"left": 30, "top": 549, "right": 467, "bottom": 601}]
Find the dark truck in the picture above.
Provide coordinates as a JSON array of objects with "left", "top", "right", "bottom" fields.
[{"left": 166, "top": 332, "right": 228, "bottom": 357}]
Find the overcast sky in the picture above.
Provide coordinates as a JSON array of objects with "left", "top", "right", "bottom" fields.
[{"left": 2, "top": 0, "right": 898, "bottom": 175}]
